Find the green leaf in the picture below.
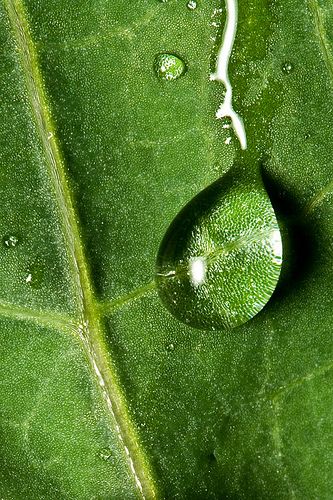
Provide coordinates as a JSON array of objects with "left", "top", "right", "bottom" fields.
[{"left": 1, "top": 0, "right": 333, "bottom": 498}]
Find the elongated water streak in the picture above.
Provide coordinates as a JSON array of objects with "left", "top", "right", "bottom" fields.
[{"left": 210, "top": 0, "right": 247, "bottom": 150}]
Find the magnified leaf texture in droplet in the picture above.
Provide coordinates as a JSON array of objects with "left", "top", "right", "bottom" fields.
[
  {"left": 156, "top": 170, "right": 282, "bottom": 330},
  {"left": 154, "top": 53, "right": 186, "bottom": 81}
]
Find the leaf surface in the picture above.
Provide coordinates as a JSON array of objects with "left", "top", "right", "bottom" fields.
[{"left": 1, "top": 0, "right": 333, "bottom": 498}]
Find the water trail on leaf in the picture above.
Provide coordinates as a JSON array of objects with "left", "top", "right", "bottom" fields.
[{"left": 210, "top": 0, "right": 247, "bottom": 150}]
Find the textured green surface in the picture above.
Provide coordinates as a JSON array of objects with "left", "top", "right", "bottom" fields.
[{"left": 1, "top": 0, "right": 333, "bottom": 498}]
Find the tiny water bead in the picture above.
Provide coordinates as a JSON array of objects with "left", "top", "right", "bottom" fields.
[
  {"left": 166, "top": 342, "right": 176, "bottom": 352},
  {"left": 281, "top": 61, "right": 293, "bottom": 74},
  {"left": 3, "top": 234, "right": 19, "bottom": 248},
  {"left": 155, "top": 170, "right": 282, "bottom": 330},
  {"left": 25, "top": 261, "right": 44, "bottom": 289},
  {"left": 154, "top": 53, "right": 186, "bottom": 81},
  {"left": 99, "top": 448, "right": 113, "bottom": 462},
  {"left": 187, "top": 0, "right": 197, "bottom": 10}
]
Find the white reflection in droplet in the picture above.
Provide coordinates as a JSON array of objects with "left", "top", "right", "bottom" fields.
[
  {"left": 189, "top": 256, "right": 207, "bottom": 286},
  {"left": 270, "top": 229, "right": 282, "bottom": 264}
]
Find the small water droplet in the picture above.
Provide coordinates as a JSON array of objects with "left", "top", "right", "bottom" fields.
[
  {"left": 212, "top": 7, "right": 223, "bottom": 15},
  {"left": 25, "top": 261, "right": 44, "bottom": 289},
  {"left": 3, "top": 235, "right": 19, "bottom": 248},
  {"left": 166, "top": 342, "right": 176, "bottom": 352},
  {"left": 155, "top": 170, "right": 283, "bottom": 330},
  {"left": 221, "top": 117, "right": 232, "bottom": 129},
  {"left": 154, "top": 53, "right": 186, "bottom": 81},
  {"left": 99, "top": 448, "right": 113, "bottom": 461},
  {"left": 187, "top": 0, "right": 197, "bottom": 10},
  {"left": 281, "top": 61, "right": 293, "bottom": 74}
]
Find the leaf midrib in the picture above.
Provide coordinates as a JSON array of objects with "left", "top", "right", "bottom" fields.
[{"left": 3, "top": 1, "right": 157, "bottom": 498}]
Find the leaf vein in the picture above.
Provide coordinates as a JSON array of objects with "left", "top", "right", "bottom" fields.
[
  {"left": 270, "top": 360, "right": 333, "bottom": 400},
  {"left": 100, "top": 281, "right": 156, "bottom": 315},
  {"left": 309, "top": 0, "right": 333, "bottom": 84},
  {"left": 4, "top": 1, "right": 157, "bottom": 497},
  {"left": 0, "top": 301, "right": 74, "bottom": 332},
  {"left": 271, "top": 398, "right": 296, "bottom": 498}
]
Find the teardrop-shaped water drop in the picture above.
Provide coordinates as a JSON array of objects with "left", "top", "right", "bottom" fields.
[
  {"left": 154, "top": 53, "right": 186, "bottom": 81},
  {"left": 155, "top": 170, "right": 282, "bottom": 330}
]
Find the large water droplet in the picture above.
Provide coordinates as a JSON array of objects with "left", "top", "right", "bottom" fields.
[
  {"left": 155, "top": 170, "right": 282, "bottom": 330},
  {"left": 3, "top": 234, "right": 19, "bottom": 248},
  {"left": 154, "top": 53, "right": 186, "bottom": 81}
]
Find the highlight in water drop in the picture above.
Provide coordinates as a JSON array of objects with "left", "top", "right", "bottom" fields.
[
  {"left": 155, "top": 170, "right": 282, "bottom": 330},
  {"left": 3, "top": 234, "right": 19, "bottom": 248},
  {"left": 154, "top": 53, "right": 186, "bottom": 81}
]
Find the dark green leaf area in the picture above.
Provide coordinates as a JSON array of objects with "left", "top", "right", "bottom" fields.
[
  {"left": 156, "top": 170, "right": 282, "bottom": 330},
  {"left": 106, "top": 270, "right": 333, "bottom": 498},
  {"left": 105, "top": 296, "right": 289, "bottom": 499},
  {"left": 99, "top": 0, "right": 333, "bottom": 497}
]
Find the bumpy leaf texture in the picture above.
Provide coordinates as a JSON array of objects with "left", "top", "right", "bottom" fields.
[{"left": 0, "top": 0, "right": 333, "bottom": 498}]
